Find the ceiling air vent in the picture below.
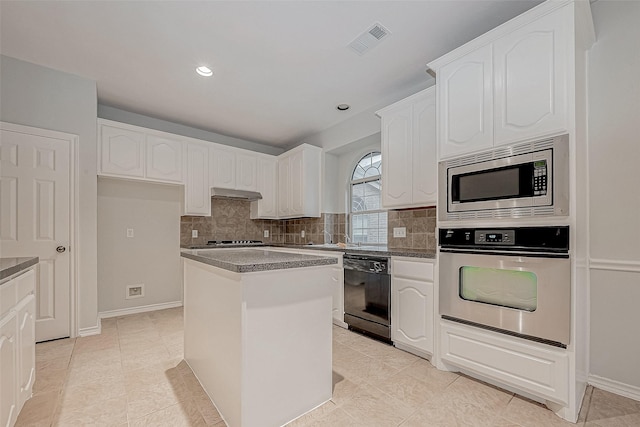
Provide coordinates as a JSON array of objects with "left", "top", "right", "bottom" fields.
[{"left": 348, "top": 22, "right": 391, "bottom": 56}]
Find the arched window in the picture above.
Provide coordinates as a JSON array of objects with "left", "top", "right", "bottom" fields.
[{"left": 350, "top": 152, "right": 387, "bottom": 245}]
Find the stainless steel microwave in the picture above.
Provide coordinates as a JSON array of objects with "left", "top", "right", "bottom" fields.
[{"left": 438, "top": 135, "right": 569, "bottom": 220}]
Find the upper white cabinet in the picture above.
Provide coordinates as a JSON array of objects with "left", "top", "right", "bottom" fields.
[
  {"left": 437, "top": 45, "right": 494, "bottom": 159},
  {"left": 250, "top": 157, "right": 278, "bottom": 219},
  {"left": 429, "top": 1, "right": 588, "bottom": 159},
  {"left": 378, "top": 87, "right": 437, "bottom": 208},
  {"left": 98, "top": 119, "right": 183, "bottom": 184},
  {"left": 99, "top": 123, "right": 145, "bottom": 178},
  {"left": 210, "top": 147, "right": 259, "bottom": 192},
  {"left": 184, "top": 142, "right": 210, "bottom": 216},
  {"left": 277, "top": 144, "right": 322, "bottom": 219},
  {"left": 145, "top": 135, "right": 183, "bottom": 183},
  {"left": 391, "top": 257, "right": 435, "bottom": 358}
]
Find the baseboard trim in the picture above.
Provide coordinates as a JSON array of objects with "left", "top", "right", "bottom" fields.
[
  {"left": 78, "top": 321, "right": 102, "bottom": 337},
  {"left": 99, "top": 301, "right": 183, "bottom": 319},
  {"left": 589, "top": 374, "right": 640, "bottom": 402}
]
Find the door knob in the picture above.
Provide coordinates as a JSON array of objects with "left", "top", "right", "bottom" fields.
[{"left": 56, "top": 246, "right": 66, "bottom": 253}]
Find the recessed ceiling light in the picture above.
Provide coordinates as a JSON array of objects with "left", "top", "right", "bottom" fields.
[
  {"left": 196, "top": 66, "right": 213, "bottom": 77},
  {"left": 336, "top": 104, "right": 350, "bottom": 111}
]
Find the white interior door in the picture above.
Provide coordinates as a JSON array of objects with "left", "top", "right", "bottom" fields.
[{"left": 1, "top": 123, "right": 73, "bottom": 342}]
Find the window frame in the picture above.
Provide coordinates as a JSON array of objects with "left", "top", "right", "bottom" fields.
[{"left": 349, "top": 151, "right": 387, "bottom": 246}]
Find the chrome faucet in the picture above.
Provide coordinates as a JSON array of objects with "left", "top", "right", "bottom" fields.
[
  {"left": 344, "top": 234, "right": 352, "bottom": 244},
  {"left": 322, "top": 230, "right": 333, "bottom": 244}
]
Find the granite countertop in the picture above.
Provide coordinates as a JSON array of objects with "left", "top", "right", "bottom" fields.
[
  {"left": 181, "top": 248, "right": 338, "bottom": 273},
  {"left": 0, "top": 257, "right": 39, "bottom": 283},
  {"left": 273, "top": 244, "right": 437, "bottom": 259},
  {"left": 182, "top": 244, "right": 436, "bottom": 259}
]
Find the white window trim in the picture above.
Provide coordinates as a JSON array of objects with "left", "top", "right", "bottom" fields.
[{"left": 349, "top": 151, "right": 387, "bottom": 246}]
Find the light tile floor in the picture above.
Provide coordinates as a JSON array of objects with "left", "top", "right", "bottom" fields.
[{"left": 16, "top": 307, "right": 640, "bottom": 426}]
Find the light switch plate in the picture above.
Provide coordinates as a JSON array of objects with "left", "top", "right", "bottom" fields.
[
  {"left": 393, "top": 227, "right": 406, "bottom": 238},
  {"left": 301, "top": 230, "right": 305, "bottom": 238},
  {"left": 126, "top": 228, "right": 134, "bottom": 238},
  {"left": 264, "top": 230, "right": 269, "bottom": 238},
  {"left": 192, "top": 230, "right": 198, "bottom": 238}
]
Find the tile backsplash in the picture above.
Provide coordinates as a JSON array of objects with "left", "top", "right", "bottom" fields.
[
  {"left": 180, "top": 198, "right": 435, "bottom": 249},
  {"left": 180, "top": 198, "right": 346, "bottom": 247}
]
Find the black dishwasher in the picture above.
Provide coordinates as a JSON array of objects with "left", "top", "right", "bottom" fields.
[{"left": 343, "top": 254, "right": 391, "bottom": 343}]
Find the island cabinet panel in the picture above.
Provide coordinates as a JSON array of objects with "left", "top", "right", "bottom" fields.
[
  {"left": 183, "top": 255, "right": 333, "bottom": 427},
  {"left": 0, "top": 315, "right": 17, "bottom": 427},
  {"left": 378, "top": 87, "right": 437, "bottom": 209}
]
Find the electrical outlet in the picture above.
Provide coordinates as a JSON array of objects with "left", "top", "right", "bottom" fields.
[
  {"left": 264, "top": 230, "right": 269, "bottom": 238},
  {"left": 192, "top": 229, "right": 198, "bottom": 238},
  {"left": 301, "top": 230, "right": 305, "bottom": 238},
  {"left": 126, "top": 228, "right": 134, "bottom": 238},
  {"left": 126, "top": 284, "right": 144, "bottom": 299},
  {"left": 393, "top": 227, "right": 407, "bottom": 238}
]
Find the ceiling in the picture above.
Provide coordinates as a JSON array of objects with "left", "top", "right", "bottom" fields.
[{"left": 0, "top": 1, "right": 542, "bottom": 148}]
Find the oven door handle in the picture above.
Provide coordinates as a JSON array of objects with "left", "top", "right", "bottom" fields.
[{"left": 439, "top": 248, "right": 569, "bottom": 259}]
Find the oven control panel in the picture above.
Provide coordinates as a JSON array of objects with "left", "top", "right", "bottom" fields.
[{"left": 475, "top": 230, "right": 515, "bottom": 245}]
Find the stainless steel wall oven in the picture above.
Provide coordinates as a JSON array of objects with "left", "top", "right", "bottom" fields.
[{"left": 439, "top": 226, "right": 570, "bottom": 348}]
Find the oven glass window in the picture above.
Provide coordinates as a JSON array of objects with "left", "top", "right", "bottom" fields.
[{"left": 459, "top": 267, "right": 537, "bottom": 311}]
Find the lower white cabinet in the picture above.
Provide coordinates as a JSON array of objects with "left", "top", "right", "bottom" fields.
[
  {"left": 0, "top": 268, "right": 36, "bottom": 427},
  {"left": 331, "top": 265, "right": 345, "bottom": 327},
  {"left": 440, "top": 319, "right": 569, "bottom": 405},
  {"left": 391, "top": 257, "right": 435, "bottom": 357}
]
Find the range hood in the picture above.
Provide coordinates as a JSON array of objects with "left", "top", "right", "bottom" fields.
[{"left": 210, "top": 187, "right": 262, "bottom": 201}]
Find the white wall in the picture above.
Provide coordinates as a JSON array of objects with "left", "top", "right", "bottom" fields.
[
  {"left": 98, "top": 105, "right": 285, "bottom": 156},
  {"left": 97, "top": 178, "right": 182, "bottom": 313},
  {"left": 0, "top": 55, "right": 99, "bottom": 332},
  {"left": 588, "top": 1, "right": 640, "bottom": 390},
  {"left": 325, "top": 133, "right": 382, "bottom": 213}
]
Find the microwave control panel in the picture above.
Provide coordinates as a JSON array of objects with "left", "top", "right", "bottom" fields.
[
  {"left": 474, "top": 230, "right": 515, "bottom": 245},
  {"left": 533, "top": 160, "right": 548, "bottom": 196}
]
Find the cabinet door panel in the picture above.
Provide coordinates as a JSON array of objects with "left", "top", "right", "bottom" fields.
[
  {"left": 211, "top": 147, "right": 236, "bottom": 189},
  {"left": 184, "top": 143, "right": 210, "bottom": 215},
  {"left": 251, "top": 158, "right": 277, "bottom": 218},
  {"left": 439, "top": 44, "right": 493, "bottom": 159},
  {"left": 146, "top": 135, "right": 183, "bottom": 183},
  {"left": 100, "top": 125, "right": 144, "bottom": 177},
  {"left": 236, "top": 153, "right": 258, "bottom": 192},
  {"left": 494, "top": 8, "right": 568, "bottom": 145},
  {"left": 289, "top": 151, "right": 304, "bottom": 215},
  {"left": 0, "top": 316, "right": 17, "bottom": 427},
  {"left": 393, "top": 277, "right": 433, "bottom": 354},
  {"left": 412, "top": 93, "right": 437, "bottom": 206},
  {"left": 277, "top": 157, "right": 290, "bottom": 217},
  {"left": 17, "top": 295, "right": 36, "bottom": 411},
  {"left": 381, "top": 106, "right": 413, "bottom": 207}
]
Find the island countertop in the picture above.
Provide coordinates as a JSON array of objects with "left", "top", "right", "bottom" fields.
[
  {"left": 1, "top": 256, "right": 39, "bottom": 283},
  {"left": 181, "top": 248, "right": 338, "bottom": 273}
]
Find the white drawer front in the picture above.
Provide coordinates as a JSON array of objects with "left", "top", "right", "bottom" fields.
[
  {"left": 0, "top": 280, "right": 17, "bottom": 318},
  {"left": 392, "top": 259, "right": 434, "bottom": 281},
  {"left": 440, "top": 320, "right": 569, "bottom": 405}
]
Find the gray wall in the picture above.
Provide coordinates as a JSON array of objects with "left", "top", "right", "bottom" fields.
[
  {"left": 97, "top": 178, "right": 182, "bottom": 313},
  {"left": 588, "top": 1, "right": 640, "bottom": 389},
  {"left": 0, "top": 55, "right": 99, "bottom": 331},
  {"left": 98, "top": 105, "right": 285, "bottom": 156}
]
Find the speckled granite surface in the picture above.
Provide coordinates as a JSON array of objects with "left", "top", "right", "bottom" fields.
[
  {"left": 181, "top": 248, "right": 338, "bottom": 273},
  {"left": 0, "top": 257, "right": 39, "bottom": 283},
  {"left": 181, "top": 244, "right": 436, "bottom": 259}
]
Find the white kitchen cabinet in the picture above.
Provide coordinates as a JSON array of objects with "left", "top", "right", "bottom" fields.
[
  {"left": 331, "top": 265, "right": 345, "bottom": 327},
  {"left": 277, "top": 144, "right": 321, "bottom": 218},
  {"left": 391, "top": 257, "right": 435, "bottom": 358},
  {"left": 378, "top": 87, "right": 437, "bottom": 208},
  {"left": 98, "top": 119, "right": 183, "bottom": 184},
  {"left": 210, "top": 146, "right": 236, "bottom": 189},
  {"left": 184, "top": 142, "right": 211, "bottom": 216},
  {"left": 429, "top": 1, "right": 581, "bottom": 159},
  {"left": 145, "top": 134, "right": 183, "bottom": 183},
  {"left": 99, "top": 123, "right": 145, "bottom": 178},
  {"left": 250, "top": 157, "right": 278, "bottom": 219},
  {"left": 0, "top": 268, "right": 36, "bottom": 427},
  {"left": 235, "top": 153, "right": 258, "bottom": 192},
  {"left": 493, "top": 8, "right": 569, "bottom": 146},
  {"left": 437, "top": 45, "right": 494, "bottom": 159}
]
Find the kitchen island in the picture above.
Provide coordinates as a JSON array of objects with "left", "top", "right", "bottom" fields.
[{"left": 181, "top": 248, "right": 337, "bottom": 427}]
